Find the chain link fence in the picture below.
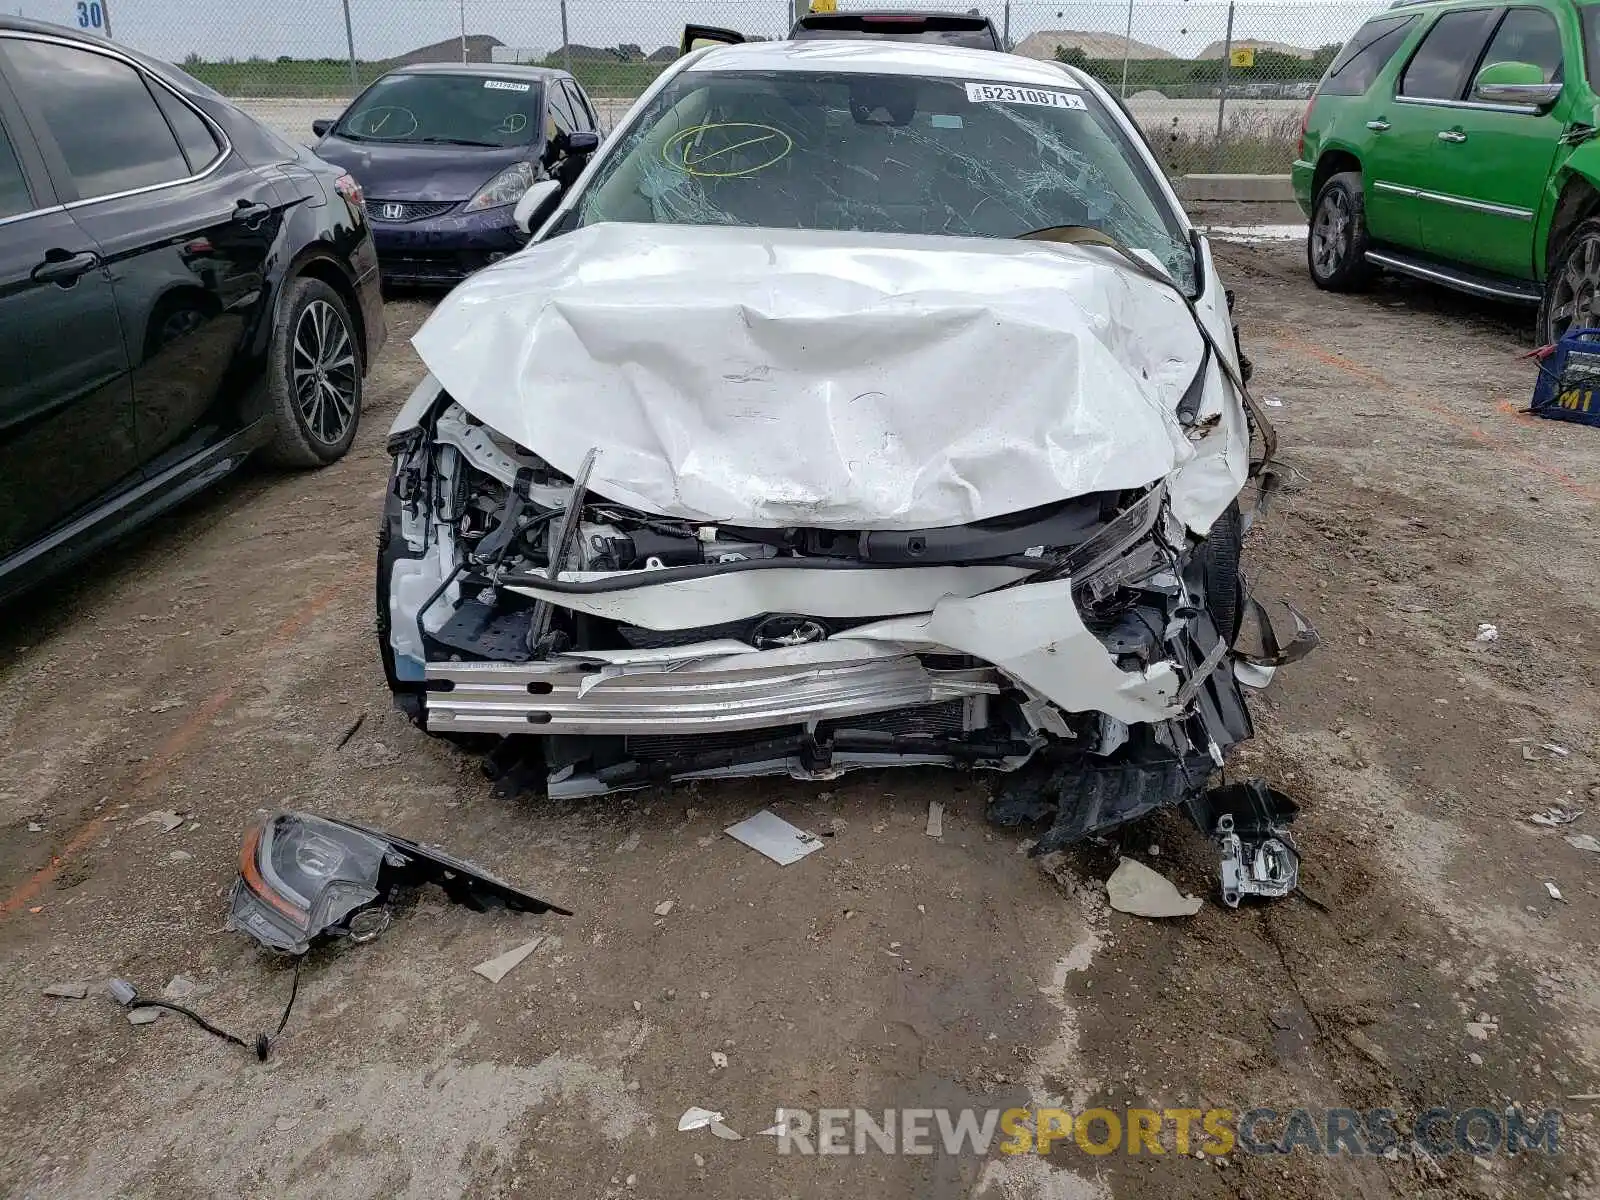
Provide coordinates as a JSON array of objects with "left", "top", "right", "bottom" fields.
[{"left": 31, "top": 0, "right": 1390, "bottom": 173}]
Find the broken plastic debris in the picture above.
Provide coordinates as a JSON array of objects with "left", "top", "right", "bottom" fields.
[
  {"left": 1545, "top": 881, "right": 1567, "bottom": 903},
  {"left": 1565, "top": 834, "right": 1600, "bottom": 853},
  {"left": 472, "top": 935, "right": 545, "bottom": 983},
  {"left": 925, "top": 802, "right": 944, "bottom": 839},
  {"left": 678, "top": 1107, "right": 742, "bottom": 1139},
  {"left": 133, "top": 809, "right": 185, "bottom": 834},
  {"left": 1527, "top": 807, "right": 1583, "bottom": 827},
  {"left": 710, "top": 1051, "right": 728, "bottom": 1069},
  {"left": 1542, "top": 743, "right": 1571, "bottom": 757},
  {"left": 1105, "top": 857, "right": 1203, "bottom": 918},
  {"left": 1475, "top": 623, "right": 1499, "bottom": 643},
  {"left": 724, "top": 810, "right": 823, "bottom": 866},
  {"left": 162, "top": 975, "right": 196, "bottom": 1001},
  {"left": 476, "top": 935, "right": 547, "bottom": 984},
  {"left": 653, "top": 900, "right": 675, "bottom": 916},
  {"left": 42, "top": 981, "right": 88, "bottom": 999},
  {"left": 128, "top": 1007, "right": 162, "bottom": 1026}
]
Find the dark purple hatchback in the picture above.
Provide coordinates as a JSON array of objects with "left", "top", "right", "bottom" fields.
[{"left": 311, "top": 63, "right": 602, "bottom": 286}]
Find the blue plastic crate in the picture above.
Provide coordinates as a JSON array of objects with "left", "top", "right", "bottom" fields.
[{"left": 1531, "top": 327, "right": 1600, "bottom": 427}]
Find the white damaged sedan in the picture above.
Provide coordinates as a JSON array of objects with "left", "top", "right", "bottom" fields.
[{"left": 378, "top": 40, "right": 1304, "bottom": 846}]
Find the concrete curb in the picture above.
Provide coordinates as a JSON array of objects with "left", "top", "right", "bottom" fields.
[{"left": 1177, "top": 174, "right": 1295, "bottom": 203}]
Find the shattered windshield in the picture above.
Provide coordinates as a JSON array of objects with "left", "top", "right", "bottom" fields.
[{"left": 574, "top": 69, "right": 1194, "bottom": 290}]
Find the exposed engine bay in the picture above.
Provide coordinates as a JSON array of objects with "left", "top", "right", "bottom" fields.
[{"left": 379, "top": 390, "right": 1300, "bottom": 840}]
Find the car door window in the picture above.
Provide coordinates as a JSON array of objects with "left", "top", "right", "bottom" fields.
[
  {"left": 547, "top": 84, "right": 578, "bottom": 137},
  {"left": 0, "top": 113, "right": 31, "bottom": 218},
  {"left": 1477, "top": 8, "right": 1563, "bottom": 82},
  {"left": 0, "top": 38, "right": 189, "bottom": 200},
  {"left": 1318, "top": 15, "right": 1418, "bottom": 96},
  {"left": 562, "top": 80, "right": 595, "bottom": 131},
  {"left": 151, "top": 85, "right": 223, "bottom": 173},
  {"left": 1399, "top": 9, "right": 1502, "bottom": 100}
]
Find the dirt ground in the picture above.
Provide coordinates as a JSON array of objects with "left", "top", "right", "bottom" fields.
[{"left": 2, "top": 241, "right": 1598, "bottom": 1200}]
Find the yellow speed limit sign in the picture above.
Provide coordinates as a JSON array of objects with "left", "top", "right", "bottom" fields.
[{"left": 1229, "top": 46, "right": 1256, "bottom": 68}]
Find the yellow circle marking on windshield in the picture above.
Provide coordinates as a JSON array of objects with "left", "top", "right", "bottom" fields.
[{"left": 664, "top": 123, "right": 793, "bottom": 177}]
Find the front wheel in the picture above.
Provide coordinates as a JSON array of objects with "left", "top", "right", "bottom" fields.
[
  {"left": 1538, "top": 216, "right": 1600, "bottom": 345},
  {"left": 1307, "top": 171, "right": 1374, "bottom": 293},
  {"left": 263, "top": 276, "right": 363, "bottom": 467}
]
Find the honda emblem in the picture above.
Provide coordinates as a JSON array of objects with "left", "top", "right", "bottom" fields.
[{"left": 381, "top": 202, "right": 405, "bottom": 220}]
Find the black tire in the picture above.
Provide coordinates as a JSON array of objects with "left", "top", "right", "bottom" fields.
[
  {"left": 1199, "top": 501, "right": 1244, "bottom": 645},
  {"left": 1307, "top": 171, "right": 1375, "bottom": 293},
  {"left": 1538, "top": 215, "right": 1600, "bottom": 345},
  {"left": 263, "top": 276, "right": 362, "bottom": 467}
]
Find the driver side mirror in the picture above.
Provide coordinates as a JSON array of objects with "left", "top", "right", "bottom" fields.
[
  {"left": 513, "top": 179, "right": 562, "bottom": 234},
  {"left": 1472, "top": 61, "right": 1562, "bottom": 109},
  {"left": 565, "top": 131, "right": 600, "bottom": 157},
  {"left": 311, "top": 118, "right": 335, "bottom": 138}
]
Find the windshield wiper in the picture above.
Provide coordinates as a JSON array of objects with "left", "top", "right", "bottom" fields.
[{"left": 415, "top": 136, "right": 505, "bottom": 147}]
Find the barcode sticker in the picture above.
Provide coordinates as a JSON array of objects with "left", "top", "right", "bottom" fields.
[
  {"left": 484, "top": 79, "right": 531, "bottom": 92},
  {"left": 964, "top": 82, "right": 1085, "bottom": 110}
]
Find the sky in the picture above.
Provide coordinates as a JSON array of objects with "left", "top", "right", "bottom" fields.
[{"left": 19, "top": 0, "right": 1389, "bottom": 69}]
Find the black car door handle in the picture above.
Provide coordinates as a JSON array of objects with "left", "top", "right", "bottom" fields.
[
  {"left": 31, "top": 250, "right": 100, "bottom": 285},
  {"left": 233, "top": 200, "right": 272, "bottom": 227}
]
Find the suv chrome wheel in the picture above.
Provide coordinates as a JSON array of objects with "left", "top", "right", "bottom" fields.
[
  {"left": 1311, "top": 188, "right": 1351, "bottom": 278},
  {"left": 1544, "top": 233, "right": 1600, "bottom": 343}
]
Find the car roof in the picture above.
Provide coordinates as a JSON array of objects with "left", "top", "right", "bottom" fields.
[
  {"left": 688, "top": 39, "right": 1079, "bottom": 87},
  {"left": 389, "top": 62, "right": 564, "bottom": 79},
  {"left": 795, "top": 9, "right": 994, "bottom": 22}
]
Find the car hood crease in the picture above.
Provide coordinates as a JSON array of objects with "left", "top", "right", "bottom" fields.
[{"left": 410, "top": 222, "right": 1203, "bottom": 529}]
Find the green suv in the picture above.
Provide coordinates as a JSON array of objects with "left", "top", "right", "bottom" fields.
[{"left": 1294, "top": 0, "right": 1600, "bottom": 340}]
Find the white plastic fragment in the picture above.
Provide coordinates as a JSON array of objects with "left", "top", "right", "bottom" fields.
[
  {"left": 1106, "top": 857, "right": 1203, "bottom": 918},
  {"left": 42, "top": 981, "right": 88, "bottom": 999},
  {"left": 1475, "top": 623, "right": 1499, "bottom": 643},
  {"left": 654, "top": 900, "right": 675, "bottom": 916},
  {"left": 1527, "top": 807, "right": 1583, "bottom": 827},
  {"left": 1542, "top": 743, "right": 1571, "bottom": 757},
  {"left": 709, "top": 1121, "right": 743, "bottom": 1141},
  {"left": 725, "top": 810, "right": 824, "bottom": 866},
  {"left": 128, "top": 1007, "right": 162, "bottom": 1026},
  {"left": 925, "top": 802, "right": 944, "bottom": 839},
  {"left": 472, "top": 935, "right": 545, "bottom": 983},
  {"left": 1565, "top": 834, "right": 1600, "bottom": 853},
  {"left": 710, "top": 1051, "right": 728, "bottom": 1069},
  {"left": 679, "top": 1107, "right": 742, "bottom": 1138},
  {"left": 1545, "top": 881, "right": 1567, "bottom": 903},
  {"left": 133, "top": 810, "right": 184, "bottom": 834}
]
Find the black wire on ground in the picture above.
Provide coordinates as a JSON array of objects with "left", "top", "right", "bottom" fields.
[{"left": 126, "top": 956, "right": 304, "bottom": 1061}]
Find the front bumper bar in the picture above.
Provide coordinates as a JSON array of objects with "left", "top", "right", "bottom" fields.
[{"left": 425, "top": 655, "right": 1000, "bottom": 736}]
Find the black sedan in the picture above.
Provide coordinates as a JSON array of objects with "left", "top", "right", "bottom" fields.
[
  {"left": 0, "top": 17, "right": 385, "bottom": 605},
  {"left": 311, "top": 64, "right": 602, "bottom": 286}
]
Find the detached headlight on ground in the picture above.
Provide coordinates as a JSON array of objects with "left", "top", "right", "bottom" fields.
[
  {"left": 228, "top": 811, "right": 572, "bottom": 956},
  {"left": 229, "top": 813, "right": 390, "bottom": 954},
  {"left": 464, "top": 161, "right": 536, "bottom": 212}
]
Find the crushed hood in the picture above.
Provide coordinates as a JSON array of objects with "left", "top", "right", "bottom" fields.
[{"left": 411, "top": 223, "right": 1203, "bottom": 529}]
